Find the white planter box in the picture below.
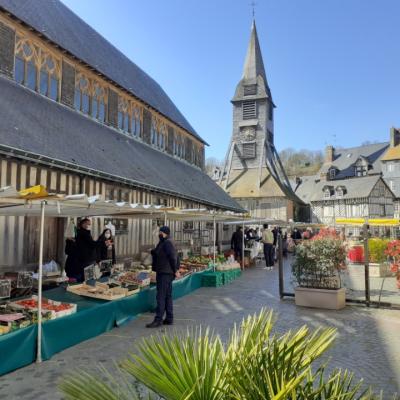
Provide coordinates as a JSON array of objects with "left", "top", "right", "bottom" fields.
[
  {"left": 294, "top": 287, "right": 346, "bottom": 310},
  {"left": 369, "top": 263, "right": 391, "bottom": 278}
]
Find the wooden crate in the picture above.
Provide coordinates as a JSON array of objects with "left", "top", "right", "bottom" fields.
[{"left": 67, "top": 283, "right": 126, "bottom": 301}]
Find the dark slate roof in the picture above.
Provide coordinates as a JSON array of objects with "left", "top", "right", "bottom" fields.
[
  {"left": 292, "top": 175, "right": 316, "bottom": 204},
  {"left": 295, "top": 174, "right": 390, "bottom": 202},
  {"left": 0, "top": 0, "right": 206, "bottom": 144},
  {"left": 0, "top": 76, "right": 242, "bottom": 212},
  {"left": 321, "top": 142, "right": 389, "bottom": 179}
]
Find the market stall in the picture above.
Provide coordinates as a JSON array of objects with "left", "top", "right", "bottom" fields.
[
  {"left": 0, "top": 185, "right": 249, "bottom": 375},
  {"left": 223, "top": 218, "right": 287, "bottom": 267}
]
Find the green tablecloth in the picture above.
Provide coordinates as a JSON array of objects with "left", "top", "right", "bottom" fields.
[
  {"left": 0, "top": 325, "right": 37, "bottom": 375},
  {"left": 0, "top": 270, "right": 207, "bottom": 375}
]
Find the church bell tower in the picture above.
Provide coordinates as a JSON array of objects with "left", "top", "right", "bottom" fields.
[{"left": 219, "top": 20, "right": 301, "bottom": 220}]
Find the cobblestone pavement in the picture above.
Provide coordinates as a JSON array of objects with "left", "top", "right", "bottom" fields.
[{"left": 1, "top": 259, "right": 400, "bottom": 399}]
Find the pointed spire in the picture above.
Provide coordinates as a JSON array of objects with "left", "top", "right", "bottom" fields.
[{"left": 242, "top": 20, "right": 267, "bottom": 82}]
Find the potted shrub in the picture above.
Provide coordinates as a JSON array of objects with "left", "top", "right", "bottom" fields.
[
  {"left": 385, "top": 240, "right": 400, "bottom": 289},
  {"left": 368, "top": 238, "right": 390, "bottom": 277},
  {"left": 292, "top": 229, "right": 347, "bottom": 310}
]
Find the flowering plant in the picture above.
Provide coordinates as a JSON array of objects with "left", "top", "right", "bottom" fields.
[
  {"left": 312, "top": 228, "right": 339, "bottom": 241},
  {"left": 292, "top": 236, "right": 347, "bottom": 290},
  {"left": 385, "top": 240, "right": 400, "bottom": 288},
  {"left": 368, "top": 238, "right": 389, "bottom": 264},
  {"left": 385, "top": 240, "right": 400, "bottom": 260}
]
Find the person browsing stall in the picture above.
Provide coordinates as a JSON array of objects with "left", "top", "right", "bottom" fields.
[
  {"left": 231, "top": 226, "right": 244, "bottom": 262},
  {"left": 262, "top": 224, "right": 274, "bottom": 271},
  {"left": 147, "top": 226, "right": 180, "bottom": 328}
]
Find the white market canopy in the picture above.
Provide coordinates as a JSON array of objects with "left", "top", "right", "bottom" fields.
[
  {"left": 0, "top": 185, "right": 248, "bottom": 222},
  {"left": 223, "top": 218, "right": 287, "bottom": 226}
]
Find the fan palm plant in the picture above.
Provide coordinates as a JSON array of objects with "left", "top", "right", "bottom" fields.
[{"left": 59, "top": 308, "right": 387, "bottom": 400}]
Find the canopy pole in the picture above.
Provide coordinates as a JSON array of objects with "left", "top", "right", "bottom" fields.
[
  {"left": 213, "top": 214, "right": 216, "bottom": 272},
  {"left": 363, "top": 223, "right": 370, "bottom": 307},
  {"left": 242, "top": 217, "right": 245, "bottom": 270},
  {"left": 36, "top": 200, "right": 46, "bottom": 364},
  {"left": 164, "top": 211, "right": 167, "bottom": 226}
]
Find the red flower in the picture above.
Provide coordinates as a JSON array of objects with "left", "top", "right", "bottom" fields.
[{"left": 390, "top": 263, "right": 399, "bottom": 273}]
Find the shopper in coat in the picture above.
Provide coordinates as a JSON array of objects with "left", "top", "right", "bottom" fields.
[
  {"left": 147, "top": 226, "right": 180, "bottom": 328},
  {"left": 230, "top": 226, "right": 244, "bottom": 262},
  {"left": 75, "top": 218, "right": 99, "bottom": 282},
  {"left": 262, "top": 224, "right": 274, "bottom": 270},
  {"left": 65, "top": 237, "right": 79, "bottom": 281}
]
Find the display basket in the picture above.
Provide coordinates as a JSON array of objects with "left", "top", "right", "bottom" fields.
[
  {"left": 16, "top": 272, "right": 33, "bottom": 288},
  {"left": 0, "top": 280, "right": 11, "bottom": 299},
  {"left": 99, "top": 260, "right": 113, "bottom": 275},
  {"left": 84, "top": 264, "right": 100, "bottom": 282}
]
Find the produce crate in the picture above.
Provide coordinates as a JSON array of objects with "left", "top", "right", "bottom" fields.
[
  {"left": 67, "top": 283, "right": 127, "bottom": 301},
  {"left": 202, "top": 271, "right": 224, "bottom": 287},
  {"left": 221, "top": 268, "right": 242, "bottom": 285},
  {"left": 9, "top": 295, "right": 77, "bottom": 319}
]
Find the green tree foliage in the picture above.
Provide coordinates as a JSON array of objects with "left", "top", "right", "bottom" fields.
[{"left": 279, "top": 148, "right": 324, "bottom": 177}]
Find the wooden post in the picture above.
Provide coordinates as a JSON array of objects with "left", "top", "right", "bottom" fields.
[
  {"left": 278, "top": 233, "right": 284, "bottom": 299},
  {"left": 36, "top": 200, "right": 46, "bottom": 363},
  {"left": 363, "top": 223, "right": 370, "bottom": 307},
  {"left": 213, "top": 215, "right": 216, "bottom": 272},
  {"left": 242, "top": 219, "right": 245, "bottom": 270}
]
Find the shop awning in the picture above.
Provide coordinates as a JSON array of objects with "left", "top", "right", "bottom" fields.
[{"left": 335, "top": 218, "right": 400, "bottom": 227}]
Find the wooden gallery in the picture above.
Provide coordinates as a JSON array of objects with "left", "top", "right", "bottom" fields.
[{"left": 0, "top": 0, "right": 242, "bottom": 270}]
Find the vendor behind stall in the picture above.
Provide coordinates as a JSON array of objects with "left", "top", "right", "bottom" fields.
[
  {"left": 97, "top": 228, "right": 116, "bottom": 265},
  {"left": 72, "top": 218, "right": 99, "bottom": 282}
]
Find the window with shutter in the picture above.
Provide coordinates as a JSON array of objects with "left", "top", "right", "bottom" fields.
[
  {"left": 242, "top": 100, "right": 256, "bottom": 119},
  {"left": 243, "top": 84, "right": 257, "bottom": 96},
  {"left": 241, "top": 142, "right": 256, "bottom": 159}
]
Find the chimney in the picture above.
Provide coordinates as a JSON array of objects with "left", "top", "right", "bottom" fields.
[
  {"left": 325, "top": 145, "right": 334, "bottom": 163},
  {"left": 390, "top": 127, "right": 400, "bottom": 148}
]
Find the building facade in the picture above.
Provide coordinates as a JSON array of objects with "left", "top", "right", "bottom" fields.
[
  {"left": 295, "top": 138, "right": 395, "bottom": 227},
  {"left": 0, "top": 0, "right": 241, "bottom": 270},
  {"left": 218, "top": 21, "right": 301, "bottom": 221}
]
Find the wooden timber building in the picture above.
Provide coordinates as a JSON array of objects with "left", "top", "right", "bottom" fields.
[{"left": 0, "top": 0, "right": 242, "bottom": 270}]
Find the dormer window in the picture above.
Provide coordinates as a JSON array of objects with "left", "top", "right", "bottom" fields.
[
  {"left": 323, "top": 185, "right": 334, "bottom": 199},
  {"left": 354, "top": 156, "right": 370, "bottom": 177},
  {"left": 335, "top": 185, "right": 346, "bottom": 198},
  {"left": 329, "top": 168, "right": 337, "bottom": 180},
  {"left": 355, "top": 165, "right": 367, "bottom": 177}
]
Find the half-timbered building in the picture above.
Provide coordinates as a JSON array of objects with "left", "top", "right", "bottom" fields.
[
  {"left": 294, "top": 141, "right": 395, "bottom": 230},
  {"left": 0, "top": 0, "right": 242, "bottom": 270}
]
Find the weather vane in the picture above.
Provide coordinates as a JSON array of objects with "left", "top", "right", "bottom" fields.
[{"left": 250, "top": 1, "right": 257, "bottom": 18}]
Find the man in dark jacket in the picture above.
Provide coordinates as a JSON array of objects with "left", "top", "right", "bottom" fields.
[{"left": 146, "top": 226, "right": 179, "bottom": 328}]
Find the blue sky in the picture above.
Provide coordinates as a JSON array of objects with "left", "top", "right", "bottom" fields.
[{"left": 62, "top": 0, "right": 400, "bottom": 160}]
